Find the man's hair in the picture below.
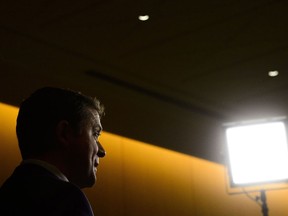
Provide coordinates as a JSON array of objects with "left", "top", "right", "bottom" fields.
[{"left": 16, "top": 87, "right": 104, "bottom": 159}]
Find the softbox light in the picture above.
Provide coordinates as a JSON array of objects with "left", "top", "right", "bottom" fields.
[{"left": 224, "top": 118, "right": 288, "bottom": 187}]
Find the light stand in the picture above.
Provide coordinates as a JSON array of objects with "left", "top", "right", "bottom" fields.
[{"left": 260, "top": 190, "right": 268, "bottom": 216}]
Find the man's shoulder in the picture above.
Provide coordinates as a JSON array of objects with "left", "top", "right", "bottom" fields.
[
  {"left": 1, "top": 163, "right": 80, "bottom": 193},
  {"left": 0, "top": 164, "right": 93, "bottom": 216}
]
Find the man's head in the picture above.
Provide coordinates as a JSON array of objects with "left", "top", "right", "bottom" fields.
[{"left": 16, "top": 87, "right": 106, "bottom": 188}]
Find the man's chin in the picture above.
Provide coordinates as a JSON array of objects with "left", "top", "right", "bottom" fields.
[{"left": 78, "top": 174, "right": 96, "bottom": 189}]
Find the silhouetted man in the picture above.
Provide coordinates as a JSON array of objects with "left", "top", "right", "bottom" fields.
[{"left": 0, "top": 87, "right": 106, "bottom": 215}]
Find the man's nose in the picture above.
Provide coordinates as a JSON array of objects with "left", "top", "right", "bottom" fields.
[{"left": 97, "top": 141, "right": 106, "bottom": 157}]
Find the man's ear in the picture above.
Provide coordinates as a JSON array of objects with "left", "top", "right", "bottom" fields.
[{"left": 55, "top": 120, "right": 74, "bottom": 147}]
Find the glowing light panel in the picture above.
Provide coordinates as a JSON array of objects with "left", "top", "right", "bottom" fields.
[{"left": 226, "top": 121, "right": 288, "bottom": 185}]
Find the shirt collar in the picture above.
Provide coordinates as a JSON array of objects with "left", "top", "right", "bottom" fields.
[{"left": 22, "top": 159, "right": 69, "bottom": 182}]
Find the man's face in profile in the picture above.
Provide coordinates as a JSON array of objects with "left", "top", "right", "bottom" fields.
[{"left": 68, "top": 108, "right": 103, "bottom": 188}]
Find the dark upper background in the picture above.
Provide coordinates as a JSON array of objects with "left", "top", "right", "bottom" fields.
[{"left": 1, "top": 0, "right": 288, "bottom": 164}]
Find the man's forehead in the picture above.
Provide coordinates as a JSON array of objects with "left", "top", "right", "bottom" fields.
[
  {"left": 88, "top": 108, "right": 102, "bottom": 129},
  {"left": 89, "top": 109, "right": 100, "bottom": 119}
]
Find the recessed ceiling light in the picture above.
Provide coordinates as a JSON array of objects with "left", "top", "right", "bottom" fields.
[
  {"left": 268, "top": 70, "right": 279, "bottom": 77},
  {"left": 138, "top": 15, "right": 149, "bottom": 21}
]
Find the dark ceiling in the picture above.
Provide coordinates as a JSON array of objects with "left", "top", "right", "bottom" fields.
[{"left": 1, "top": 0, "right": 288, "bottom": 164}]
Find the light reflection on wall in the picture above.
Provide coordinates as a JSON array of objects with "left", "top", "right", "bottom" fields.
[{"left": 0, "top": 102, "right": 21, "bottom": 183}]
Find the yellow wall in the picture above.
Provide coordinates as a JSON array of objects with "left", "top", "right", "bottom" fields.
[{"left": 1, "top": 102, "right": 288, "bottom": 216}]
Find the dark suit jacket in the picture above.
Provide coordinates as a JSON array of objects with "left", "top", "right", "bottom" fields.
[{"left": 0, "top": 163, "right": 94, "bottom": 216}]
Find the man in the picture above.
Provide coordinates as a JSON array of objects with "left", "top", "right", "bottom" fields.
[{"left": 0, "top": 87, "right": 106, "bottom": 215}]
